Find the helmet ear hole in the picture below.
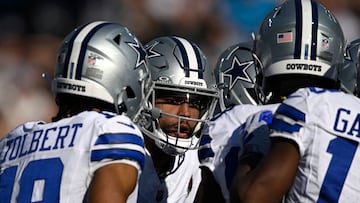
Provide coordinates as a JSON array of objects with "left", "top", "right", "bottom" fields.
[{"left": 125, "top": 86, "right": 136, "bottom": 98}]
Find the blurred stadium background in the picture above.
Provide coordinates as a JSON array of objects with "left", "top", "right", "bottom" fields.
[{"left": 0, "top": 0, "right": 359, "bottom": 136}]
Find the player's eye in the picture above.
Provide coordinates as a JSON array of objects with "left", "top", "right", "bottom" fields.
[
  {"left": 156, "top": 97, "right": 202, "bottom": 109},
  {"left": 188, "top": 98, "right": 202, "bottom": 109}
]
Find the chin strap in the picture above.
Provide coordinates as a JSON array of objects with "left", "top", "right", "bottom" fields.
[{"left": 158, "top": 153, "right": 185, "bottom": 179}]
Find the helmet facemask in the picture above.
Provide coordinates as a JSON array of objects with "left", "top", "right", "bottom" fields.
[
  {"left": 138, "top": 82, "right": 217, "bottom": 155},
  {"left": 135, "top": 36, "right": 219, "bottom": 155}
]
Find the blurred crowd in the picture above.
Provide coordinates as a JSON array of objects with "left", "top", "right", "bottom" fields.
[{"left": 0, "top": 0, "right": 359, "bottom": 136}]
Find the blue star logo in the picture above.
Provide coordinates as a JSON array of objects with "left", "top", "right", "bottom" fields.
[
  {"left": 223, "top": 56, "right": 254, "bottom": 89},
  {"left": 145, "top": 41, "right": 161, "bottom": 58},
  {"left": 127, "top": 40, "right": 147, "bottom": 68}
]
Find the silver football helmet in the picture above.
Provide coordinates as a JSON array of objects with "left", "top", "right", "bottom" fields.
[
  {"left": 52, "top": 21, "right": 150, "bottom": 119},
  {"left": 137, "top": 36, "right": 219, "bottom": 155},
  {"left": 339, "top": 38, "right": 360, "bottom": 96},
  {"left": 215, "top": 41, "right": 258, "bottom": 112},
  {"left": 254, "top": 0, "right": 345, "bottom": 104}
]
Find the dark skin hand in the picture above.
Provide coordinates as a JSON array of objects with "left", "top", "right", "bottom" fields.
[
  {"left": 85, "top": 163, "right": 138, "bottom": 203},
  {"left": 230, "top": 138, "right": 300, "bottom": 203},
  {"left": 194, "top": 166, "right": 226, "bottom": 203}
]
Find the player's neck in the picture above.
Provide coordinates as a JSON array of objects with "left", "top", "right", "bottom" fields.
[{"left": 144, "top": 136, "right": 175, "bottom": 177}]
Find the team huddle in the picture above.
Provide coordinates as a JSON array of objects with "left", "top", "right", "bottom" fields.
[{"left": 1, "top": 0, "right": 360, "bottom": 202}]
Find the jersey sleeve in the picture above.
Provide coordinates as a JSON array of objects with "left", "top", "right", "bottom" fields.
[
  {"left": 90, "top": 115, "right": 145, "bottom": 173},
  {"left": 198, "top": 123, "right": 215, "bottom": 170},
  {"left": 269, "top": 88, "right": 310, "bottom": 155}
]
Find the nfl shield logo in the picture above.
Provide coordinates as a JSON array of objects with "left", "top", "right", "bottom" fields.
[
  {"left": 87, "top": 55, "right": 96, "bottom": 65},
  {"left": 322, "top": 38, "right": 329, "bottom": 49}
]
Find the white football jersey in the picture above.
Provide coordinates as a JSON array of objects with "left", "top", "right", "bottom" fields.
[
  {"left": 0, "top": 111, "right": 145, "bottom": 202},
  {"left": 134, "top": 149, "right": 201, "bottom": 203},
  {"left": 198, "top": 104, "right": 279, "bottom": 202},
  {"left": 271, "top": 87, "right": 360, "bottom": 202}
]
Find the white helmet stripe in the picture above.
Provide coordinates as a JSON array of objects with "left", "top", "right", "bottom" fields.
[
  {"left": 300, "top": 0, "right": 313, "bottom": 60},
  {"left": 309, "top": 0, "right": 319, "bottom": 60},
  {"left": 294, "top": 0, "right": 318, "bottom": 61},
  {"left": 67, "top": 21, "right": 106, "bottom": 79},
  {"left": 190, "top": 42, "right": 204, "bottom": 79},
  {"left": 171, "top": 37, "right": 201, "bottom": 79}
]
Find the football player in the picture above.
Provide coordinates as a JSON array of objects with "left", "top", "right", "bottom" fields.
[
  {"left": 195, "top": 41, "right": 279, "bottom": 203},
  {"left": 133, "top": 36, "right": 219, "bottom": 202},
  {"left": 0, "top": 21, "right": 148, "bottom": 202},
  {"left": 229, "top": 0, "right": 360, "bottom": 202}
]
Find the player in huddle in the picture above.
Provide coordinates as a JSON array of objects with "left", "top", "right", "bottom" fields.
[
  {"left": 195, "top": 41, "right": 279, "bottom": 203},
  {"left": 133, "top": 36, "right": 219, "bottom": 202},
  {"left": 230, "top": 0, "right": 360, "bottom": 202},
  {"left": 0, "top": 21, "right": 149, "bottom": 202},
  {"left": 197, "top": 0, "right": 352, "bottom": 202}
]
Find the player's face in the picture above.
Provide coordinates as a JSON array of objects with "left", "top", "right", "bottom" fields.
[{"left": 155, "top": 93, "right": 201, "bottom": 139}]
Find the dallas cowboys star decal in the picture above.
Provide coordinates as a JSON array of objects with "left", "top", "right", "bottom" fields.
[
  {"left": 145, "top": 41, "right": 161, "bottom": 58},
  {"left": 223, "top": 56, "right": 254, "bottom": 89},
  {"left": 126, "top": 40, "right": 147, "bottom": 68}
]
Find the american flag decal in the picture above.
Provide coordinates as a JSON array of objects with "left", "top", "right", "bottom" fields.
[{"left": 277, "top": 32, "right": 293, "bottom": 43}]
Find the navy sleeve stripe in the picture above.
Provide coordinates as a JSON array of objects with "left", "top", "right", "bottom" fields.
[
  {"left": 271, "top": 117, "right": 302, "bottom": 133},
  {"left": 95, "top": 133, "right": 144, "bottom": 147},
  {"left": 276, "top": 103, "right": 305, "bottom": 122},
  {"left": 91, "top": 149, "right": 145, "bottom": 169},
  {"left": 198, "top": 134, "right": 214, "bottom": 161},
  {"left": 198, "top": 147, "right": 215, "bottom": 162},
  {"left": 199, "top": 134, "right": 212, "bottom": 145}
]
